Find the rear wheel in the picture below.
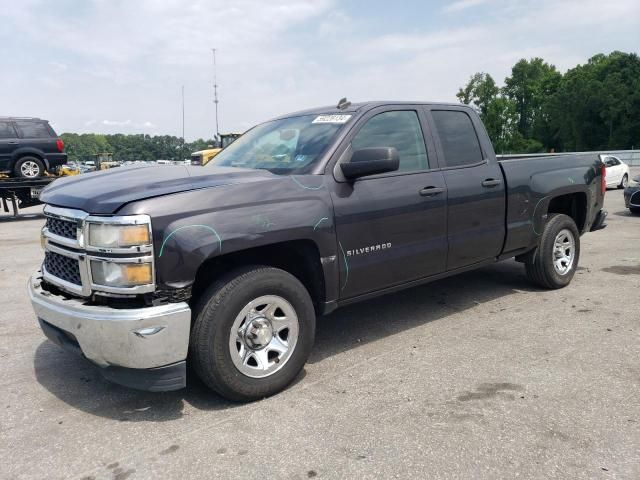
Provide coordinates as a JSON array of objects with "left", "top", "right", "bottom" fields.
[
  {"left": 525, "top": 214, "right": 580, "bottom": 289},
  {"left": 14, "top": 156, "right": 45, "bottom": 178},
  {"left": 190, "top": 266, "right": 315, "bottom": 401},
  {"left": 619, "top": 174, "right": 628, "bottom": 189}
]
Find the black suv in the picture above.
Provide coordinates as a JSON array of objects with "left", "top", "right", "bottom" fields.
[{"left": 0, "top": 117, "right": 67, "bottom": 178}]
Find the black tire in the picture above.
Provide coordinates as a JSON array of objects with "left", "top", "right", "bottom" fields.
[
  {"left": 13, "top": 156, "right": 45, "bottom": 178},
  {"left": 525, "top": 214, "right": 580, "bottom": 289},
  {"left": 189, "top": 266, "right": 315, "bottom": 401},
  {"left": 630, "top": 207, "right": 640, "bottom": 215},
  {"left": 618, "top": 174, "right": 628, "bottom": 189}
]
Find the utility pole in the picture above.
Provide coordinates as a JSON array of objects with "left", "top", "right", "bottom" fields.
[
  {"left": 181, "top": 85, "right": 185, "bottom": 161},
  {"left": 212, "top": 48, "right": 220, "bottom": 141}
]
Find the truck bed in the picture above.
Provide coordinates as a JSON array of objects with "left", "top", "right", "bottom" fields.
[{"left": 497, "top": 152, "right": 604, "bottom": 255}]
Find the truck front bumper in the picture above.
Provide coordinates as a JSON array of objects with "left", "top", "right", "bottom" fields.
[{"left": 29, "top": 273, "right": 191, "bottom": 391}]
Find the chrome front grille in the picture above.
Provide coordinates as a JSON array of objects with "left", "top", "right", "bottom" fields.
[
  {"left": 45, "top": 216, "right": 77, "bottom": 240},
  {"left": 44, "top": 251, "right": 81, "bottom": 286},
  {"left": 41, "top": 204, "right": 155, "bottom": 298}
]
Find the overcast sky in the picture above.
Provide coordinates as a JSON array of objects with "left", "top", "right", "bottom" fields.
[{"left": 1, "top": 0, "right": 638, "bottom": 140}]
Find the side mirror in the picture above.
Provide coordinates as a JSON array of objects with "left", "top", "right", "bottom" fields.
[{"left": 340, "top": 147, "right": 400, "bottom": 180}]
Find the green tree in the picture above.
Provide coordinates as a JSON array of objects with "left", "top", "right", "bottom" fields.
[
  {"left": 456, "top": 72, "right": 499, "bottom": 117},
  {"left": 550, "top": 51, "right": 640, "bottom": 150},
  {"left": 503, "top": 58, "right": 562, "bottom": 140},
  {"left": 457, "top": 51, "right": 640, "bottom": 153},
  {"left": 456, "top": 73, "right": 535, "bottom": 153},
  {"left": 60, "top": 133, "right": 218, "bottom": 163}
]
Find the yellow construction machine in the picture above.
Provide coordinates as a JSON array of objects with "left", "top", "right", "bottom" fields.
[{"left": 191, "top": 133, "right": 242, "bottom": 166}]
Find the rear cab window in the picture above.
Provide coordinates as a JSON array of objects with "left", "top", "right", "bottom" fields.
[
  {"left": 15, "top": 121, "right": 54, "bottom": 139},
  {"left": 431, "top": 110, "right": 484, "bottom": 168}
]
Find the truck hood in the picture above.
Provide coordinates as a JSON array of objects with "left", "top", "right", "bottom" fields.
[{"left": 40, "top": 165, "right": 275, "bottom": 214}]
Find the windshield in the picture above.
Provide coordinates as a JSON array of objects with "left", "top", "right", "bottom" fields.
[{"left": 208, "top": 114, "right": 350, "bottom": 174}]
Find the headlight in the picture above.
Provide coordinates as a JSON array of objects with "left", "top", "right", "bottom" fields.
[
  {"left": 91, "top": 261, "right": 153, "bottom": 287},
  {"left": 87, "top": 223, "right": 150, "bottom": 248}
]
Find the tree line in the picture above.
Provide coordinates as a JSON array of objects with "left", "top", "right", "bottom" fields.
[
  {"left": 60, "top": 133, "right": 217, "bottom": 163},
  {"left": 457, "top": 51, "right": 640, "bottom": 154}
]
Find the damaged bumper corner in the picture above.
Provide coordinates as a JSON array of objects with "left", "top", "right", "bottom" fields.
[{"left": 28, "top": 273, "right": 191, "bottom": 391}]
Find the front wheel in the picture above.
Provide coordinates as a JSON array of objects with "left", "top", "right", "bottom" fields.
[
  {"left": 190, "top": 266, "right": 315, "bottom": 401},
  {"left": 619, "top": 174, "right": 628, "bottom": 189},
  {"left": 525, "top": 214, "right": 580, "bottom": 289}
]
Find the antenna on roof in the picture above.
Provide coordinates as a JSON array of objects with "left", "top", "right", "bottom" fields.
[
  {"left": 337, "top": 97, "right": 351, "bottom": 110},
  {"left": 212, "top": 48, "right": 220, "bottom": 139}
]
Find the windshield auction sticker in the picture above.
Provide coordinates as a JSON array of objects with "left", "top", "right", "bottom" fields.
[{"left": 312, "top": 114, "right": 352, "bottom": 124}]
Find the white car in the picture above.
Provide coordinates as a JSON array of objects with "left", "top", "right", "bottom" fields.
[{"left": 603, "top": 155, "right": 630, "bottom": 188}]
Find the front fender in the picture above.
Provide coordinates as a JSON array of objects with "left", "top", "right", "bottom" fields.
[{"left": 119, "top": 175, "right": 337, "bottom": 297}]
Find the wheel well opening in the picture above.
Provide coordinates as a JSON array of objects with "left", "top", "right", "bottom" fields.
[
  {"left": 15, "top": 153, "right": 44, "bottom": 162},
  {"left": 190, "top": 240, "right": 326, "bottom": 314},
  {"left": 547, "top": 193, "right": 587, "bottom": 232}
]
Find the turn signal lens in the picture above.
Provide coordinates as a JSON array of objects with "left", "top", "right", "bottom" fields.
[
  {"left": 91, "top": 261, "right": 153, "bottom": 287},
  {"left": 119, "top": 225, "right": 150, "bottom": 246},
  {"left": 122, "top": 263, "right": 153, "bottom": 284}
]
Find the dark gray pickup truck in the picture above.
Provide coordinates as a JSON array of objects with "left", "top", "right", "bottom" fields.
[{"left": 30, "top": 101, "right": 607, "bottom": 401}]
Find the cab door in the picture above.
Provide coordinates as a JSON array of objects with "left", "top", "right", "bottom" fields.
[
  {"left": 424, "top": 106, "right": 506, "bottom": 270},
  {"left": 330, "top": 107, "right": 448, "bottom": 299}
]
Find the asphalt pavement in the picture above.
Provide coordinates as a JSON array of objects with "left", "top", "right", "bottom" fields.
[{"left": 1, "top": 178, "right": 638, "bottom": 479}]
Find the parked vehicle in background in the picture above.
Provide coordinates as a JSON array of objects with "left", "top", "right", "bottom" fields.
[
  {"left": 0, "top": 176, "right": 58, "bottom": 215},
  {"left": 623, "top": 175, "right": 640, "bottom": 214},
  {"left": 603, "top": 155, "right": 629, "bottom": 188},
  {"left": 191, "top": 133, "right": 242, "bottom": 166},
  {"left": 90, "top": 153, "right": 122, "bottom": 170},
  {"left": 0, "top": 117, "right": 67, "bottom": 178},
  {"left": 59, "top": 162, "right": 80, "bottom": 176},
  {"left": 29, "top": 100, "right": 607, "bottom": 401}
]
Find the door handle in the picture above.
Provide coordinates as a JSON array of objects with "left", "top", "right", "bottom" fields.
[
  {"left": 8, "top": 141, "right": 18, "bottom": 145},
  {"left": 419, "top": 186, "right": 445, "bottom": 197},
  {"left": 482, "top": 178, "right": 501, "bottom": 187}
]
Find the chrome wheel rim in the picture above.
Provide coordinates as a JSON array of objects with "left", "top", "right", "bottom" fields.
[
  {"left": 228, "top": 295, "right": 299, "bottom": 378},
  {"left": 20, "top": 160, "right": 40, "bottom": 177},
  {"left": 553, "top": 229, "right": 575, "bottom": 275},
  {"left": 622, "top": 176, "right": 628, "bottom": 188}
]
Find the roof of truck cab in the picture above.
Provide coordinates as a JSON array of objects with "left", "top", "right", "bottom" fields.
[
  {"left": 0, "top": 116, "right": 46, "bottom": 121},
  {"left": 271, "top": 101, "right": 469, "bottom": 120}
]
